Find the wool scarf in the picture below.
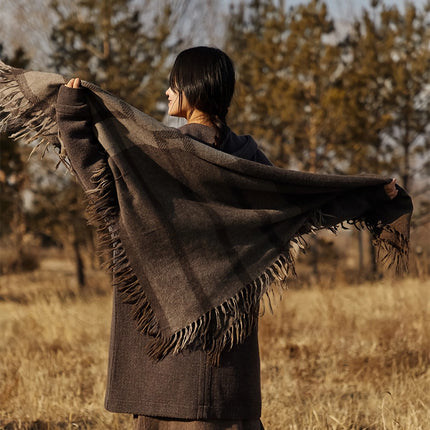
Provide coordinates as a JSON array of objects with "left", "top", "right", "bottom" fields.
[{"left": 0, "top": 62, "right": 413, "bottom": 363}]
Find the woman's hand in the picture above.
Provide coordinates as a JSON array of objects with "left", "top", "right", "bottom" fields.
[
  {"left": 384, "top": 178, "right": 398, "bottom": 200},
  {"left": 66, "top": 78, "right": 81, "bottom": 89}
]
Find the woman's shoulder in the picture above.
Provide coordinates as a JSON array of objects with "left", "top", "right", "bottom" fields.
[
  {"left": 222, "top": 130, "right": 272, "bottom": 165},
  {"left": 179, "top": 123, "right": 217, "bottom": 146}
]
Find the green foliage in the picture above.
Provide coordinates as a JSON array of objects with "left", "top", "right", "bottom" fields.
[{"left": 49, "top": 0, "right": 173, "bottom": 119}]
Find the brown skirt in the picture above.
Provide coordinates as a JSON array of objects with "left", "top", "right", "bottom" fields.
[{"left": 134, "top": 416, "right": 264, "bottom": 430}]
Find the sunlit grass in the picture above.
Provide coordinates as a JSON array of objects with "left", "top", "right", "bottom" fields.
[
  {"left": 259, "top": 278, "right": 430, "bottom": 429},
  {"left": 1, "top": 255, "right": 429, "bottom": 429}
]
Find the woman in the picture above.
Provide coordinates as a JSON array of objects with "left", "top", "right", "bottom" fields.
[
  {"left": 58, "top": 47, "right": 273, "bottom": 430},
  {"left": 57, "top": 46, "right": 398, "bottom": 430}
]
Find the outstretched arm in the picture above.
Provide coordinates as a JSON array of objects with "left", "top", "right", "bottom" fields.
[
  {"left": 319, "top": 177, "right": 400, "bottom": 229},
  {"left": 57, "top": 78, "right": 106, "bottom": 191}
]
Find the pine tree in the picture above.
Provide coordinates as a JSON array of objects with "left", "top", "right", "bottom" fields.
[
  {"left": 282, "top": 0, "right": 340, "bottom": 173},
  {"left": 376, "top": 1, "right": 430, "bottom": 191},
  {"left": 49, "top": 0, "right": 173, "bottom": 119},
  {"left": 339, "top": 0, "right": 430, "bottom": 235},
  {"left": 227, "top": 0, "right": 343, "bottom": 172},
  {"left": 0, "top": 44, "right": 37, "bottom": 272},
  {"left": 336, "top": 0, "right": 430, "bottom": 185},
  {"left": 226, "top": 0, "right": 292, "bottom": 164},
  {"left": 324, "top": 0, "right": 430, "bottom": 276},
  {"left": 0, "top": 44, "right": 30, "bottom": 237}
]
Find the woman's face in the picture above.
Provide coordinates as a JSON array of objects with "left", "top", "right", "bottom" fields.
[{"left": 166, "top": 87, "right": 191, "bottom": 118}]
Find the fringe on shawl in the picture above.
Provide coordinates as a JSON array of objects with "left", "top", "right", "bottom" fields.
[
  {"left": 85, "top": 160, "right": 410, "bottom": 365},
  {"left": 368, "top": 222, "right": 410, "bottom": 274},
  {"left": 0, "top": 61, "right": 65, "bottom": 164},
  {"left": 84, "top": 163, "right": 162, "bottom": 339}
]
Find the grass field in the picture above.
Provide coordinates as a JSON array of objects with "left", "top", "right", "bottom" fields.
[{"left": 1, "top": 255, "right": 429, "bottom": 429}]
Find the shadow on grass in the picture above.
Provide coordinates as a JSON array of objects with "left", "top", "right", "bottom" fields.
[{"left": 1, "top": 420, "right": 96, "bottom": 430}]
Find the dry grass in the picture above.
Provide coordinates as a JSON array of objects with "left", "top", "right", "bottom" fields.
[
  {"left": 259, "top": 279, "right": 430, "bottom": 429},
  {"left": 0, "top": 257, "right": 133, "bottom": 429},
  {"left": 1, "top": 254, "right": 429, "bottom": 429}
]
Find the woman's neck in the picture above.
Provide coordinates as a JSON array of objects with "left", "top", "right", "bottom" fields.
[{"left": 186, "top": 109, "right": 213, "bottom": 127}]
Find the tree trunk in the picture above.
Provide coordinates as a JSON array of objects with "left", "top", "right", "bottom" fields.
[
  {"left": 72, "top": 225, "right": 85, "bottom": 290},
  {"left": 73, "top": 238, "right": 85, "bottom": 290},
  {"left": 357, "top": 229, "right": 364, "bottom": 276},
  {"left": 368, "top": 236, "right": 379, "bottom": 280}
]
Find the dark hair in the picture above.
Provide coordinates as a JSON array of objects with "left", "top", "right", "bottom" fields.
[{"left": 169, "top": 46, "right": 235, "bottom": 147}]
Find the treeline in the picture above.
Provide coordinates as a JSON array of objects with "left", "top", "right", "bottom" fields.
[{"left": 1, "top": 0, "right": 429, "bottom": 281}]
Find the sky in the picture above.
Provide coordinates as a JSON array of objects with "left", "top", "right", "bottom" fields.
[{"left": 272, "top": 0, "right": 428, "bottom": 18}]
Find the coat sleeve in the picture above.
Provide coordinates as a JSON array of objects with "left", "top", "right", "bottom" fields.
[
  {"left": 319, "top": 183, "right": 394, "bottom": 227},
  {"left": 56, "top": 85, "right": 106, "bottom": 191}
]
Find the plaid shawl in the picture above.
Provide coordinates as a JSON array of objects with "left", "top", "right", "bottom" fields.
[{"left": 0, "top": 62, "right": 413, "bottom": 363}]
